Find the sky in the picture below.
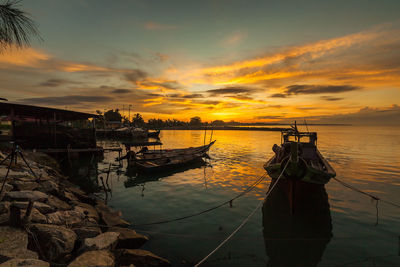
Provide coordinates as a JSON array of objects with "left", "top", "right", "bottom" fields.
[{"left": 1, "top": 0, "right": 400, "bottom": 125}]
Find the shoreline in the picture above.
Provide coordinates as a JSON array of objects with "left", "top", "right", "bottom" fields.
[{"left": 0, "top": 149, "right": 171, "bottom": 266}]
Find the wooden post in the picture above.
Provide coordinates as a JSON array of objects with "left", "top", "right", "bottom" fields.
[{"left": 22, "top": 200, "right": 35, "bottom": 225}]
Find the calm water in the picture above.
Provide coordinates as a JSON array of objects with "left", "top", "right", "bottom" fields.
[{"left": 96, "top": 126, "right": 400, "bottom": 266}]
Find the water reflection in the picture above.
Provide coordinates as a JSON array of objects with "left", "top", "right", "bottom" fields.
[
  {"left": 124, "top": 159, "right": 208, "bottom": 188},
  {"left": 262, "top": 179, "right": 332, "bottom": 267}
]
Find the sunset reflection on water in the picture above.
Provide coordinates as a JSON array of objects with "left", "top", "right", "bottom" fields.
[{"left": 101, "top": 126, "right": 400, "bottom": 266}]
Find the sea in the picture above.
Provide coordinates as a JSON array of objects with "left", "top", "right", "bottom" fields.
[{"left": 87, "top": 126, "right": 400, "bottom": 266}]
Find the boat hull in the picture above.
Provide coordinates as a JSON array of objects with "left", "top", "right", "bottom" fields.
[{"left": 264, "top": 149, "right": 335, "bottom": 185}]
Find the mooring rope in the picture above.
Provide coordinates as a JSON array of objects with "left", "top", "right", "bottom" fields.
[
  {"left": 332, "top": 176, "right": 400, "bottom": 226},
  {"left": 194, "top": 158, "right": 290, "bottom": 266},
  {"left": 132, "top": 172, "right": 268, "bottom": 227},
  {"left": 333, "top": 177, "right": 400, "bottom": 209}
]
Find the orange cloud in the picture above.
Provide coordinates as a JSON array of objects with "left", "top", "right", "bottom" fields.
[{"left": 0, "top": 47, "right": 49, "bottom": 67}]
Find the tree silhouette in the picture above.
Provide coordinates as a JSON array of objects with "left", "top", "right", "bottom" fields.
[
  {"left": 0, "top": 0, "right": 41, "bottom": 50},
  {"left": 190, "top": 116, "right": 202, "bottom": 126}
]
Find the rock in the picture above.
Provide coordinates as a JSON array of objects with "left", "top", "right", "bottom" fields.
[
  {"left": 4, "top": 191, "right": 48, "bottom": 203},
  {"left": 114, "top": 249, "right": 170, "bottom": 267},
  {"left": 0, "top": 169, "right": 29, "bottom": 180},
  {"left": 11, "top": 202, "right": 54, "bottom": 215},
  {"left": 36, "top": 180, "right": 59, "bottom": 195},
  {"left": 0, "top": 258, "right": 49, "bottom": 267},
  {"left": 20, "top": 208, "right": 47, "bottom": 224},
  {"left": 96, "top": 203, "right": 130, "bottom": 228},
  {"left": 11, "top": 181, "right": 38, "bottom": 191},
  {"left": 28, "top": 224, "right": 76, "bottom": 262},
  {"left": 46, "top": 210, "right": 87, "bottom": 227},
  {"left": 0, "top": 202, "right": 10, "bottom": 215},
  {"left": 0, "top": 183, "right": 13, "bottom": 201},
  {"left": 67, "top": 250, "right": 114, "bottom": 267},
  {"left": 73, "top": 203, "right": 99, "bottom": 222},
  {"left": 80, "top": 232, "right": 120, "bottom": 252},
  {"left": 59, "top": 191, "right": 80, "bottom": 203},
  {"left": 73, "top": 227, "right": 102, "bottom": 240},
  {"left": 108, "top": 227, "right": 148, "bottom": 249},
  {"left": 46, "top": 195, "right": 71, "bottom": 210},
  {"left": 0, "top": 226, "right": 38, "bottom": 261}
]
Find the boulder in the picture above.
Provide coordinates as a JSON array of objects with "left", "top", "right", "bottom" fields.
[
  {"left": 0, "top": 258, "right": 49, "bottom": 267},
  {"left": 0, "top": 183, "right": 13, "bottom": 201},
  {"left": 0, "top": 169, "right": 29, "bottom": 180},
  {"left": 36, "top": 180, "right": 59, "bottom": 195},
  {"left": 46, "top": 195, "right": 71, "bottom": 210},
  {"left": 20, "top": 208, "right": 47, "bottom": 224},
  {"left": 95, "top": 203, "right": 130, "bottom": 228},
  {"left": 80, "top": 232, "right": 120, "bottom": 252},
  {"left": 0, "top": 202, "right": 10, "bottom": 215},
  {"left": 73, "top": 203, "right": 99, "bottom": 222},
  {"left": 46, "top": 210, "right": 87, "bottom": 227},
  {"left": 4, "top": 191, "right": 48, "bottom": 203},
  {"left": 11, "top": 181, "right": 38, "bottom": 191},
  {"left": 59, "top": 191, "right": 80, "bottom": 203},
  {"left": 114, "top": 249, "right": 170, "bottom": 267},
  {"left": 73, "top": 227, "right": 102, "bottom": 240},
  {"left": 28, "top": 224, "right": 77, "bottom": 262},
  {"left": 0, "top": 226, "right": 38, "bottom": 261},
  {"left": 11, "top": 202, "right": 54, "bottom": 215},
  {"left": 108, "top": 227, "right": 148, "bottom": 249},
  {"left": 67, "top": 250, "right": 114, "bottom": 267}
]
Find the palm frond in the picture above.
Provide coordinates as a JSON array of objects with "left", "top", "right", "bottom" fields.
[{"left": 0, "top": 0, "right": 41, "bottom": 49}]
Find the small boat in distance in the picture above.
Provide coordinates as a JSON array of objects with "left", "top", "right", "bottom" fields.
[
  {"left": 148, "top": 130, "right": 161, "bottom": 138},
  {"left": 264, "top": 122, "right": 335, "bottom": 185}
]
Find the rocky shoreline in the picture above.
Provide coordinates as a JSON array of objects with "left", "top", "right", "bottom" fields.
[{"left": 0, "top": 150, "right": 171, "bottom": 267}]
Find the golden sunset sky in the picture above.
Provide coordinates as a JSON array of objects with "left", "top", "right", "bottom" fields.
[{"left": 1, "top": 0, "right": 399, "bottom": 125}]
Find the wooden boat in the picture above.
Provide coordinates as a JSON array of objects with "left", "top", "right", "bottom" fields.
[
  {"left": 134, "top": 152, "right": 206, "bottom": 173},
  {"left": 127, "top": 141, "right": 215, "bottom": 172},
  {"left": 148, "top": 130, "right": 160, "bottom": 138},
  {"left": 264, "top": 123, "right": 335, "bottom": 185}
]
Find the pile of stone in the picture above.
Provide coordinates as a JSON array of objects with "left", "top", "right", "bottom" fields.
[{"left": 0, "top": 150, "right": 170, "bottom": 267}]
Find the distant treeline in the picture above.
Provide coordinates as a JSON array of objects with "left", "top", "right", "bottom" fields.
[{"left": 96, "top": 109, "right": 350, "bottom": 129}]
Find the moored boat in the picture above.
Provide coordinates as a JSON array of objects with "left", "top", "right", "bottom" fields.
[
  {"left": 126, "top": 141, "right": 215, "bottom": 172},
  {"left": 134, "top": 152, "right": 206, "bottom": 173},
  {"left": 264, "top": 122, "right": 335, "bottom": 185},
  {"left": 148, "top": 130, "right": 161, "bottom": 138}
]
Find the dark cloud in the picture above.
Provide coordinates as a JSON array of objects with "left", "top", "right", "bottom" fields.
[
  {"left": 296, "top": 107, "right": 319, "bottom": 111},
  {"left": 182, "top": 93, "right": 203, "bottom": 98},
  {"left": 270, "top": 84, "right": 360, "bottom": 98},
  {"left": 167, "top": 93, "right": 203, "bottom": 99},
  {"left": 193, "top": 100, "right": 221, "bottom": 105},
  {"left": 320, "top": 96, "right": 344, "bottom": 101},
  {"left": 207, "top": 86, "right": 253, "bottom": 96},
  {"left": 141, "top": 81, "right": 181, "bottom": 90},
  {"left": 19, "top": 95, "right": 114, "bottom": 106},
  {"left": 112, "top": 89, "right": 131, "bottom": 94},
  {"left": 39, "top": 79, "right": 75, "bottom": 87},
  {"left": 255, "top": 115, "right": 285, "bottom": 119},
  {"left": 124, "top": 69, "right": 148, "bottom": 82},
  {"left": 270, "top": 93, "right": 287, "bottom": 98},
  {"left": 225, "top": 95, "right": 254, "bottom": 101},
  {"left": 286, "top": 84, "right": 360, "bottom": 95},
  {"left": 147, "top": 93, "right": 163, "bottom": 97}
]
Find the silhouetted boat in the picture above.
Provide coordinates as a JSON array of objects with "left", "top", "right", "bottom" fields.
[
  {"left": 148, "top": 130, "right": 160, "bottom": 138},
  {"left": 264, "top": 122, "right": 335, "bottom": 185},
  {"left": 127, "top": 141, "right": 215, "bottom": 172}
]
